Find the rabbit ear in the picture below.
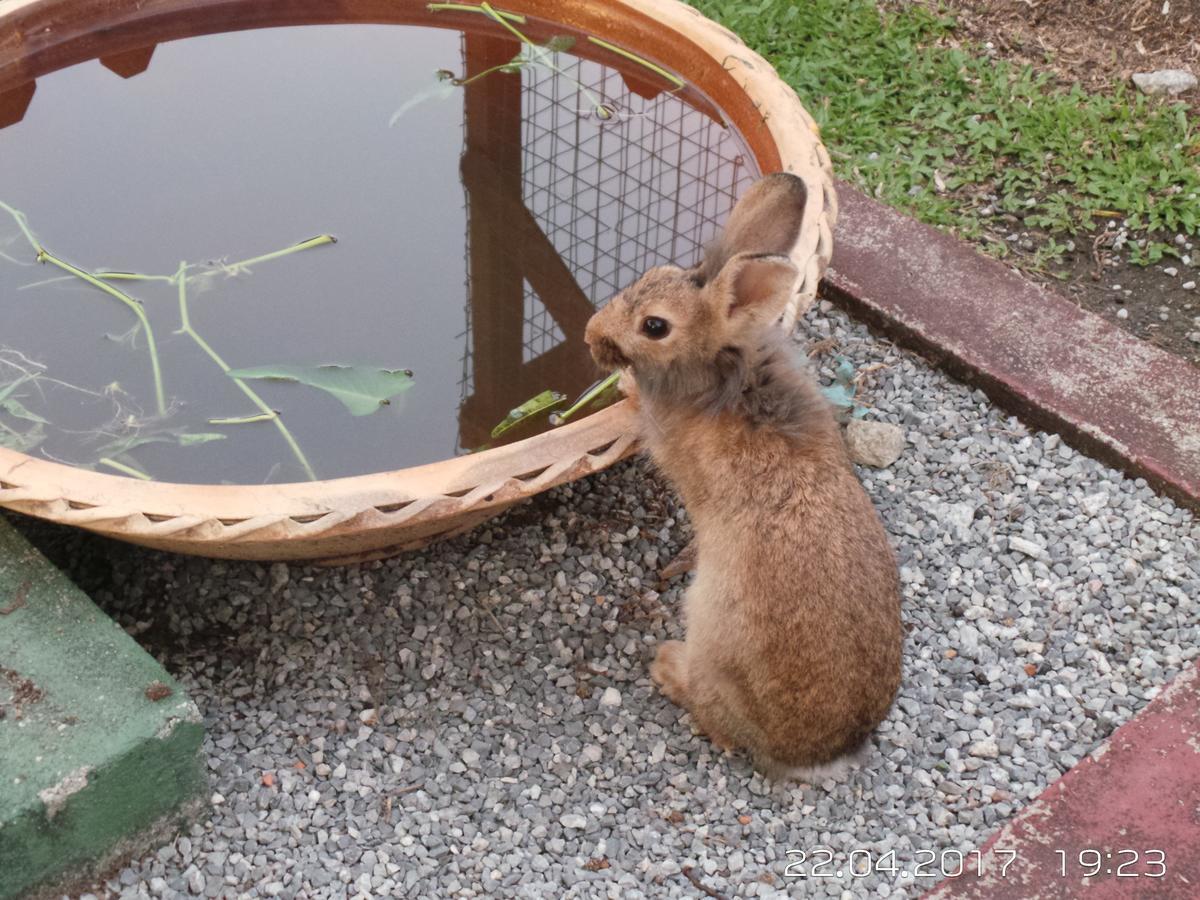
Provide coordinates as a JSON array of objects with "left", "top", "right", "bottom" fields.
[
  {"left": 698, "top": 172, "right": 807, "bottom": 284},
  {"left": 712, "top": 252, "right": 798, "bottom": 322}
]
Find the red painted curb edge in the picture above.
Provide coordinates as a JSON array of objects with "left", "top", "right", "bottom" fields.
[
  {"left": 822, "top": 183, "right": 1200, "bottom": 512},
  {"left": 925, "top": 662, "right": 1200, "bottom": 899}
]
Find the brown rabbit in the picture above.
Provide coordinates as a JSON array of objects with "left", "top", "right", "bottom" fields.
[{"left": 584, "top": 172, "right": 902, "bottom": 777}]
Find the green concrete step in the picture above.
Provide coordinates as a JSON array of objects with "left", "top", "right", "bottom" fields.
[{"left": 0, "top": 519, "right": 207, "bottom": 899}]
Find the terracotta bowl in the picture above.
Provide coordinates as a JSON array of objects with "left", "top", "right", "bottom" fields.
[{"left": 0, "top": 0, "right": 835, "bottom": 563}]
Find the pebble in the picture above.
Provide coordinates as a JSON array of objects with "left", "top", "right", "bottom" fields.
[
  {"left": 1131, "top": 69, "right": 1198, "bottom": 96},
  {"left": 599, "top": 687, "right": 623, "bottom": 708},
  {"left": 1008, "top": 536, "right": 1047, "bottom": 560},
  {"left": 186, "top": 868, "right": 205, "bottom": 894},
  {"left": 844, "top": 419, "right": 906, "bottom": 467},
  {"left": 969, "top": 740, "right": 1000, "bottom": 759}
]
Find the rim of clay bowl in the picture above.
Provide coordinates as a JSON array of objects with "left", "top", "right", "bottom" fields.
[{"left": 0, "top": 0, "right": 836, "bottom": 563}]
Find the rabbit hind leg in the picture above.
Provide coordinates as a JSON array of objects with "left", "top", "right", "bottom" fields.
[{"left": 651, "top": 641, "right": 741, "bottom": 752}]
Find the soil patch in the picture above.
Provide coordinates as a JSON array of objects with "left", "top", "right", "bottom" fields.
[
  {"left": 1045, "top": 237, "right": 1200, "bottom": 365},
  {"left": 898, "top": 0, "right": 1200, "bottom": 366},
  {"left": 923, "top": 0, "right": 1200, "bottom": 108}
]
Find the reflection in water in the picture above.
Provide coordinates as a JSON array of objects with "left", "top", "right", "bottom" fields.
[
  {"left": 0, "top": 81, "right": 34, "bottom": 129},
  {"left": 458, "top": 31, "right": 754, "bottom": 449},
  {"left": 99, "top": 46, "right": 157, "bottom": 79},
  {"left": 0, "top": 19, "right": 756, "bottom": 483}
]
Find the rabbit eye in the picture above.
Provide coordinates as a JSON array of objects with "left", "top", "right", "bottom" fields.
[{"left": 640, "top": 316, "right": 670, "bottom": 340}]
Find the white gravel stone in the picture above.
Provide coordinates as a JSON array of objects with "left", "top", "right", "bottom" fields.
[
  {"left": 1132, "top": 68, "right": 1198, "bottom": 96},
  {"left": 844, "top": 419, "right": 906, "bottom": 467},
  {"left": 1008, "top": 536, "right": 1047, "bottom": 559},
  {"left": 599, "top": 687, "right": 623, "bottom": 708},
  {"left": 969, "top": 739, "right": 1000, "bottom": 759}
]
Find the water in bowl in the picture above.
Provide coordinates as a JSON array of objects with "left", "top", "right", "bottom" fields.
[{"left": 0, "top": 12, "right": 757, "bottom": 483}]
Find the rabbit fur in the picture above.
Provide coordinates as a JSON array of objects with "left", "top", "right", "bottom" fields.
[{"left": 583, "top": 173, "right": 902, "bottom": 777}]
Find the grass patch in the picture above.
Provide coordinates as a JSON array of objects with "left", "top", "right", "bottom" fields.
[{"left": 691, "top": 0, "right": 1200, "bottom": 264}]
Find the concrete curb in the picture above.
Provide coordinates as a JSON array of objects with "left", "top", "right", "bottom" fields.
[
  {"left": 822, "top": 183, "right": 1200, "bottom": 512},
  {"left": 0, "top": 520, "right": 207, "bottom": 899}
]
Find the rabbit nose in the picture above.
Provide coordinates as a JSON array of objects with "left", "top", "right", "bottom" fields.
[
  {"left": 584, "top": 315, "right": 600, "bottom": 347},
  {"left": 589, "top": 336, "right": 627, "bottom": 369}
]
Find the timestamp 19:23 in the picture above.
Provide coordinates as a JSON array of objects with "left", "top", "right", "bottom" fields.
[{"left": 784, "top": 848, "right": 1168, "bottom": 881}]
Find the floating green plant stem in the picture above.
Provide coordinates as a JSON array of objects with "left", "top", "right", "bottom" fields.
[
  {"left": 0, "top": 348, "right": 105, "bottom": 401},
  {"left": 20, "top": 271, "right": 175, "bottom": 290},
  {"left": 389, "top": 74, "right": 458, "bottom": 123},
  {"left": 208, "top": 412, "right": 278, "bottom": 425},
  {"left": 549, "top": 371, "right": 621, "bottom": 426},
  {"left": 97, "top": 427, "right": 226, "bottom": 459},
  {"left": 0, "top": 248, "right": 31, "bottom": 267},
  {"left": 37, "top": 253, "right": 167, "bottom": 417},
  {"left": 0, "top": 200, "right": 41, "bottom": 253},
  {"left": 172, "top": 261, "right": 317, "bottom": 481},
  {"left": 478, "top": 2, "right": 611, "bottom": 118},
  {"left": 479, "top": 2, "right": 537, "bottom": 42},
  {"left": 427, "top": 1, "right": 525, "bottom": 22},
  {"left": 96, "top": 271, "right": 177, "bottom": 283},
  {"left": 2, "top": 201, "right": 340, "bottom": 480},
  {"left": 0, "top": 201, "right": 168, "bottom": 416},
  {"left": 397, "top": 5, "right": 620, "bottom": 123},
  {"left": 221, "top": 234, "right": 337, "bottom": 274},
  {"left": 586, "top": 36, "right": 685, "bottom": 90},
  {"left": 98, "top": 456, "right": 152, "bottom": 480}
]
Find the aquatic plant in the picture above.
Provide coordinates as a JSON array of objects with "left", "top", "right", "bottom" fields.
[{"left": 0, "top": 202, "right": 419, "bottom": 481}]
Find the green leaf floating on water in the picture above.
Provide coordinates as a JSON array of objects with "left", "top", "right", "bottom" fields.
[
  {"left": 98, "top": 429, "right": 227, "bottom": 457},
  {"left": 226, "top": 364, "right": 415, "bottom": 416},
  {"left": 0, "top": 398, "right": 49, "bottom": 425},
  {"left": 0, "top": 423, "right": 44, "bottom": 453},
  {"left": 0, "top": 372, "right": 36, "bottom": 406}
]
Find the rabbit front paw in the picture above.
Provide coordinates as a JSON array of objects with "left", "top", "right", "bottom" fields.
[{"left": 650, "top": 640, "right": 689, "bottom": 705}]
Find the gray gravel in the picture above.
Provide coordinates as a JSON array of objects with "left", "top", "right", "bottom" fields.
[{"left": 28, "top": 302, "right": 1199, "bottom": 899}]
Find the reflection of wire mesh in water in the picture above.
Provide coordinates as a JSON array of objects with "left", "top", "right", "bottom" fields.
[{"left": 457, "top": 46, "right": 756, "bottom": 402}]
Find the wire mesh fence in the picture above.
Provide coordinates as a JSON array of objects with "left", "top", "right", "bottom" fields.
[{"left": 458, "top": 44, "right": 755, "bottom": 403}]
